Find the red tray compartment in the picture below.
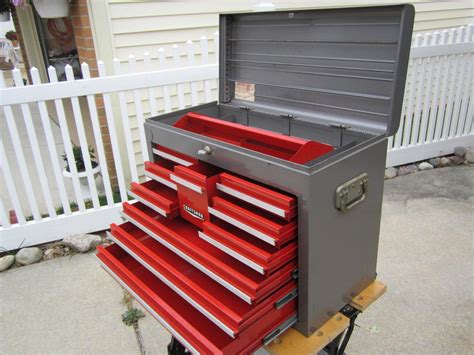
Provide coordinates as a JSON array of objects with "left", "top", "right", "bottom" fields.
[
  {"left": 97, "top": 244, "right": 297, "bottom": 354},
  {"left": 128, "top": 180, "right": 179, "bottom": 218},
  {"left": 217, "top": 172, "right": 297, "bottom": 221},
  {"left": 174, "top": 112, "right": 333, "bottom": 164},
  {"left": 109, "top": 222, "right": 296, "bottom": 337},
  {"left": 144, "top": 161, "right": 177, "bottom": 191},
  {"left": 121, "top": 201, "right": 297, "bottom": 304},
  {"left": 209, "top": 196, "right": 297, "bottom": 247},
  {"left": 152, "top": 144, "right": 197, "bottom": 167},
  {"left": 171, "top": 162, "right": 222, "bottom": 228},
  {"left": 200, "top": 220, "right": 297, "bottom": 275}
]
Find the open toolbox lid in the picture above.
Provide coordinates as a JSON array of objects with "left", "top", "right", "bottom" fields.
[{"left": 218, "top": 5, "right": 414, "bottom": 136}]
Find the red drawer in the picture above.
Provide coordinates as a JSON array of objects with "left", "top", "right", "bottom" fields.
[
  {"left": 209, "top": 196, "right": 297, "bottom": 247},
  {"left": 152, "top": 145, "right": 197, "bottom": 167},
  {"left": 128, "top": 180, "right": 179, "bottom": 218},
  {"left": 200, "top": 220, "right": 297, "bottom": 275},
  {"left": 174, "top": 112, "right": 333, "bottom": 164},
  {"left": 171, "top": 162, "right": 222, "bottom": 227},
  {"left": 121, "top": 202, "right": 297, "bottom": 304},
  {"left": 144, "top": 161, "right": 177, "bottom": 191},
  {"left": 109, "top": 222, "right": 296, "bottom": 337},
  {"left": 217, "top": 173, "right": 297, "bottom": 221},
  {"left": 97, "top": 244, "right": 297, "bottom": 355}
]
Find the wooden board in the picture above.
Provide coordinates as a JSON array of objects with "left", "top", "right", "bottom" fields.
[
  {"left": 265, "top": 313, "right": 349, "bottom": 355},
  {"left": 350, "top": 280, "right": 387, "bottom": 311},
  {"left": 264, "top": 280, "right": 386, "bottom": 354}
]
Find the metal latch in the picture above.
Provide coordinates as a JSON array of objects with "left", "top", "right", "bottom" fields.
[{"left": 335, "top": 173, "right": 368, "bottom": 212}]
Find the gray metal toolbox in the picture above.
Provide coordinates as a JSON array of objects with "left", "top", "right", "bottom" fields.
[{"left": 144, "top": 4, "right": 414, "bottom": 337}]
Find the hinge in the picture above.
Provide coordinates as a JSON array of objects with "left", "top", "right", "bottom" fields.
[
  {"left": 280, "top": 113, "right": 296, "bottom": 135},
  {"left": 330, "top": 123, "right": 351, "bottom": 129},
  {"left": 330, "top": 123, "right": 351, "bottom": 148},
  {"left": 240, "top": 106, "right": 250, "bottom": 125},
  {"left": 275, "top": 288, "right": 298, "bottom": 309}
]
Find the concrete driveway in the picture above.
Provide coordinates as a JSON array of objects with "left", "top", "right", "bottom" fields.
[{"left": 1, "top": 165, "right": 472, "bottom": 354}]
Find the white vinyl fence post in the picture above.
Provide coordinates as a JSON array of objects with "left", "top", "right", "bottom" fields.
[
  {"left": 144, "top": 51, "right": 158, "bottom": 117},
  {"left": 158, "top": 48, "right": 172, "bottom": 113},
  {"left": 64, "top": 65, "right": 100, "bottom": 209},
  {"left": 172, "top": 44, "right": 186, "bottom": 110},
  {"left": 129, "top": 54, "right": 149, "bottom": 164},
  {"left": 81, "top": 62, "right": 115, "bottom": 207},
  {"left": 0, "top": 71, "right": 41, "bottom": 221},
  {"left": 0, "top": 137, "right": 26, "bottom": 225},
  {"left": 30, "top": 67, "right": 72, "bottom": 215},
  {"left": 48, "top": 65, "right": 86, "bottom": 212},
  {"left": 12, "top": 68, "right": 57, "bottom": 218},
  {"left": 187, "top": 40, "right": 199, "bottom": 106},
  {"left": 113, "top": 58, "right": 139, "bottom": 183},
  {"left": 98, "top": 61, "right": 129, "bottom": 202},
  {"left": 200, "top": 36, "right": 212, "bottom": 102}
]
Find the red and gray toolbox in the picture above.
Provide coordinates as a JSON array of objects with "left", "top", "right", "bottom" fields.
[{"left": 97, "top": 4, "right": 414, "bottom": 354}]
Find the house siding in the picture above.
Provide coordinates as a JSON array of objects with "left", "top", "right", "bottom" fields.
[{"left": 88, "top": 0, "right": 473, "bottom": 170}]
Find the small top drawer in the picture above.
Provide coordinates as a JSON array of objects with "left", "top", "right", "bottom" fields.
[
  {"left": 171, "top": 162, "right": 223, "bottom": 191},
  {"left": 128, "top": 180, "right": 179, "bottom": 218},
  {"left": 144, "top": 161, "right": 177, "bottom": 190},
  {"left": 217, "top": 173, "right": 297, "bottom": 221},
  {"left": 152, "top": 145, "right": 197, "bottom": 167}
]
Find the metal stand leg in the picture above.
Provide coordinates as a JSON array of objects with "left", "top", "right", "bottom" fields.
[
  {"left": 167, "top": 336, "right": 189, "bottom": 355},
  {"left": 323, "top": 305, "right": 360, "bottom": 355}
]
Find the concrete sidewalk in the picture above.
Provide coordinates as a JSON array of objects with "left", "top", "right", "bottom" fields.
[{"left": 1, "top": 166, "right": 472, "bottom": 354}]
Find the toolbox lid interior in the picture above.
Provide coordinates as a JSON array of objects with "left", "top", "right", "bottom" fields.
[{"left": 218, "top": 5, "right": 414, "bottom": 136}]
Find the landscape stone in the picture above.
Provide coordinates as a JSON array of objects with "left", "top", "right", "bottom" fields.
[
  {"left": 398, "top": 164, "right": 419, "bottom": 176},
  {"left": 429, "top": 157, "right": 441, "bottom": 168},
  {"left": 62, "top": 234, "right": 102, "bottom": 253},
  {"left": 454, "top": 146, "right": 466, "bottom": 158},
  {"left": 15, "top": 247, "right": 43, "bottom": 266},
  {"left": 418, "top": 162, "right": 434, "bottom": 171},
  {"left": 449, "top": 156, "right": 464, "bottom": 166},
  {"left": 384, "top": 167, "right": 398, "bottom": 179},
  {"left": 465, "top": 148, "right": 474, "bottom": 164},
  {"left": 439, "top": 157, "right": 451, "bottom": 167},
  {"left": 0, "top": 255, "right": 15, "bottom": 272}
]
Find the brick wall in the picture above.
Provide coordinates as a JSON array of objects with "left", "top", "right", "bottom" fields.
[
  {"left": 70, "top": 0, "right": 118, "bottom": 189},
  {"left": 70, "top": 0, "right": 98, "bottom": 77}
]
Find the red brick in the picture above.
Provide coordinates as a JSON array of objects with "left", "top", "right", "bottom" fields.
[{"left": 72, "top": 15, "right": 90, "bottom": 28}]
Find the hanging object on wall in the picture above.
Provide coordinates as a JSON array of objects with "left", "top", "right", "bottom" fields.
[
  {"left": 32, "top": 0, "right": 70, "bottom": 19},
  {"left": 47, "top": 18, "right": 73, "bottom": 49}
]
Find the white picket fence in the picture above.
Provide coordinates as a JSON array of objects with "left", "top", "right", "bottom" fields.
[
  {"left": 0, "top": 35, "right": 219, "bottom": 251},
  {"left": 0, "top": 26, "right": 473, "bottom": 251},
  {"left": 387, "top": 25, "right": 473, "bottom": 166}
]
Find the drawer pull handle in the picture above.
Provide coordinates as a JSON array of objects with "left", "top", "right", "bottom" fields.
[{"left": 197, "top": 145, "right": 212, "bottom": 155}]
